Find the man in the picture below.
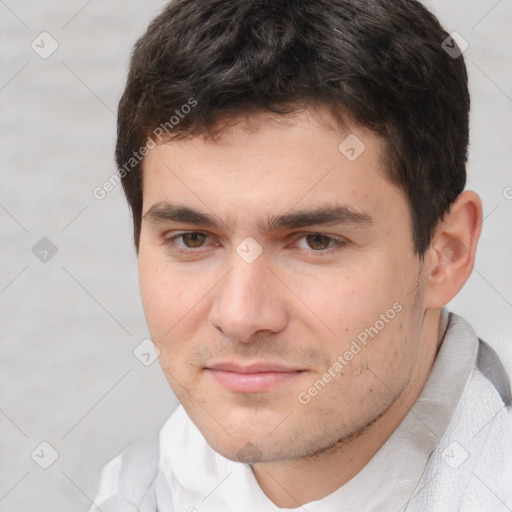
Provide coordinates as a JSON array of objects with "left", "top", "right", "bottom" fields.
[{"left": 91, "top": 0, "right": 512, "bottom": 510}]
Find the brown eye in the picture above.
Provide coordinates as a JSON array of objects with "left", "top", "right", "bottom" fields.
[
  {"left": 181, "top": 232, "right": 207, "bottom": 248},
  {"left": 305, "top": 234, "right": 332, "bottom": 250}
]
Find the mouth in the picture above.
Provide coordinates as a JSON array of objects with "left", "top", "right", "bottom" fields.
[{"left": 204, "top": 361, "right": 305, "bottom": 393}]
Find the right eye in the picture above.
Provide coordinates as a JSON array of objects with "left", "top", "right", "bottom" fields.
[{"left": 164, "top": 231, "right": 210, "bottom": 251}]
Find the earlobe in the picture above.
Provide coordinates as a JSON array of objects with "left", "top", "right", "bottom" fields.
[{"left": 424, "top": 190, "right": 483, "bottom": 308}]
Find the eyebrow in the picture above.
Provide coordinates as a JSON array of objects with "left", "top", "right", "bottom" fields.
[{"left": 143, "top": 202, "right": 373, "bottom": 233}]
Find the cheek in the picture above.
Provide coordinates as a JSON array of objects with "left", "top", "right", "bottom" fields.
[
  {"left": 289, "top": 268, "right": 384, "bottom": 339},
  {"left": 290, "top": 259, "right": 415, "bottom": 368},
  {"left": 138, "top": 251, "right": 188, "bottom": 338},
  {"left": 138, "top": 251, "right": 215, "bottom": 364}
]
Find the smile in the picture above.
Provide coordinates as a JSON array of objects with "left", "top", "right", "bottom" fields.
[{"left": 205, "top": 362, "right": 304, "bottom": 393}]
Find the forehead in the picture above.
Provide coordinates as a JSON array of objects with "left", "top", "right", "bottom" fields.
[{"left": 140, "top": 109, "right": 403, "bottom": 227}]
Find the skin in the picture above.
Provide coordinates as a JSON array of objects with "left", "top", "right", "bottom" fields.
[{"left": 137, "top": 107, "right": 482, "bottom": 507}]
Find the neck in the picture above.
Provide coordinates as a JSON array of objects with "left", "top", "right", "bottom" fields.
[{"left": 252, "top": 308, "right": 443, "bottom": 508}]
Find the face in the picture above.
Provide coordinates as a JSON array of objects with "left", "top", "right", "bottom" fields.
[{"left": 138, "top": 108, "right": 426, "bottom": 463}]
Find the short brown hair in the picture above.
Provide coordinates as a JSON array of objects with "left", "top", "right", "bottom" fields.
[{"left": 116, "top": 0, "right": 470, "bottom": 254}]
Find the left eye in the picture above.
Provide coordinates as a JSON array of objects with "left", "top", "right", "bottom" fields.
[{"left": 296, "top": 234, "right": 345, "bottom": 251}]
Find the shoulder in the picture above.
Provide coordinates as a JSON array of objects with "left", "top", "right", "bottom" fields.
[
  {"left": 89, "top": 433, "right": 161, "bottom": 512},
  {"left": 459, "top": 344, "right": 512, "bottom": 510},
  {"left": 407, "top": 338, "right": 512, "bottom": 511},
  {"left": 476, "top": 338, "right": 512, "bottom": 406}
]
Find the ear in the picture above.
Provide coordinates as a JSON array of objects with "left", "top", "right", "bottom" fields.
[{"left": 423, "top": 190, "right": 483, "bottom": 308}]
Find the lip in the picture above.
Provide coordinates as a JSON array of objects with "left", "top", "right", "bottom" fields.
[
  {"left": 205, "top": 361, "right": 304, "bottom": 393},
  {"left": 207, "top": 361, "right": 302, "bottom": 373}
]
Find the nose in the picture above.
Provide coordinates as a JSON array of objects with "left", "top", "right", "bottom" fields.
[{"left": 208, "top": 255, "right": 288, "bottom": 343}]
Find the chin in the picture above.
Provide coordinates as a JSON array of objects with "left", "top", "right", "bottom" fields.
[
  {"left": 200, "top": 423, "right": 303, "bottom": 465},
  {"left": 211, "top": 439, "right": 283, "bottom": 464}
]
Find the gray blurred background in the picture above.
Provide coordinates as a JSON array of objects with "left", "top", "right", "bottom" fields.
[{"left": 0, "top": 0, "right": 511, "bottom": 510}]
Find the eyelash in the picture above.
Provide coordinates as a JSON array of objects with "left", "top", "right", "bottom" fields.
[{"left": 163, "top": 232, "right": 347, "bottom": 257}]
